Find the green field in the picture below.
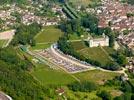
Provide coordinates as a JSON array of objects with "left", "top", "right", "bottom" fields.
[
  {"left": 30, "top": 43, "right": 52, "bottom": 50},
  {"left": 31, "top": 64, "right": 76, "bottom": 85},
  {"left": 69, "top": 0, "right": 91, "bottom": 6},
  {"left": 71, "top": 41, "right": 87, "bottom": 50},
  {"left": 71, "top": 41, "right": 114, "bottom": 66},
  {"left": 78, "top": 47, "right": 112, "bottom": 66},
  {"left": 74, "top": 70, "right": 120, "bottom": 85},
  {"left": 68, "top": 32, "right": 89, "bottom": 40},
  {"left": 35, "top": 26, "right": 64, "bottom": 43},
  {"left": 0, "top": 39, "right": 8, "bottom": 48},
  {"left": 68, "top": 0, "right": 101, "bottom": 7}
]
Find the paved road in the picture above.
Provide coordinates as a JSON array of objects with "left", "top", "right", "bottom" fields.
[{"left": 50, "top": 44, "right": 95, "bottom": 69}]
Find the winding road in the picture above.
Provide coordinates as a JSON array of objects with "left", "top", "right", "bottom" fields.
[{"left": 50, "top": 44, "right": 128, "bottom": 76}]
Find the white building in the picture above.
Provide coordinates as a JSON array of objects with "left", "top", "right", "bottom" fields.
[{"left": 88, "top": 34, "right": 109, "bottom": 47}]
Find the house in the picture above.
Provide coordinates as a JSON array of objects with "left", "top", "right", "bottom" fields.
[
  {"left": 119, "top": 32, "right": 134, "bottom": 50},
  {"left": 88, "top": 34, "right": 109, "bottom": 47}
]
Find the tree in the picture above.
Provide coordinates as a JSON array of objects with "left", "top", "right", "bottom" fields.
[
  {"left": 81, "top": 14, "right": 99, "bottom": 33},
  {"left": 97, "top": 90, "right": 112, "bottom": 100},
  {"left": 117, "top": 54, "right": 127, "bottom": 66},
  {"left": 109, "top": 32, "right": 115, "bottom": 47},
  {"left": 106, "top": 62, "right": 120, "bottom": 71},
  {"left": 122, "top": 82, "right": 132, "bottom": 93},
  {"left": 68, "top": 81, "right": 97, "bottom": 92}
]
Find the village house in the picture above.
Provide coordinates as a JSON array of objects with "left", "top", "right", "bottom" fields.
[
  {"left": 97, "top": 0, "right": 134, "bottom": 32},
  {"left": 119, "top": 32, "right": 134, "bottom": 50},
  {"left": 126, "top": 57, "right": 134, "bottom": 74}
]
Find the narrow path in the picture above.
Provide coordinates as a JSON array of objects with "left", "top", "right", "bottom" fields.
[{"left": 36, "top": 42, "right": 53, "bottom": 45}]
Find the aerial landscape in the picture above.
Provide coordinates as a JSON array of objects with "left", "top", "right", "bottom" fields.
[{"left": 0, "top": 0, "right": 134, "bottom": 100}]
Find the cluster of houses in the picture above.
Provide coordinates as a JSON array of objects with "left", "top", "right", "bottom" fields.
[
  {"left": 118, "top": 32, "right": 134, "bottom": 50},
  {"left": 126, "top": 57, "right": 134, "bottom": 74},
  {"left": 0, "top": 3, "right": 66, "bottom": 30},
  {"left": 96, "top": 0, "right": 134, "bottom": 32}
]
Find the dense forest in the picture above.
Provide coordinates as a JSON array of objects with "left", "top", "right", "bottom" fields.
[{"left": 0, "top": 47, "right": 49, "bottom": 99}]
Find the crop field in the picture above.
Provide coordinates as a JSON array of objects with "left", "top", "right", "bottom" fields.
[
  {"left": 35, "top": 26, "right": 64, "bottom": 43},
  {"left": 31, "top": 64, "right": 76, "bottom": 85}
]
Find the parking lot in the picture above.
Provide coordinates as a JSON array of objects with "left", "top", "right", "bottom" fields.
[{"left": 36, "top": 49, "right": 90, "bottom": 73}]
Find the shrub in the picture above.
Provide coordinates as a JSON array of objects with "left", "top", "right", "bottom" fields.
[{"left": 68, "top": 81, "right": 97, "bottom": 92}]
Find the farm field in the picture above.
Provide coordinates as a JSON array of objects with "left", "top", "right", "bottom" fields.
[
  {"left": 35, "top": 26, "right": 64, "bottom": 43},
  {"left": 31, "top": 64, "right": 76, "bottom": 85}
]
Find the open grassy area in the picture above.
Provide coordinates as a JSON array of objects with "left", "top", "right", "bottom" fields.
[
  {"left": 35, "top": 26, "right": 64, "bottom": 43},
  {"left": 0, "top": 40, "right": 5, "bottom": 47},
  {"left": 0, "top": 39, "right": 8, "bottom": 48},
  {"left": 71, "top": 41, "right": 87, "bottom": 51},
  {"left": 71, "top": 41, "right": 114, "bottom": 66},
  {"left": 78, "top": 47, "right": 112, "bottom": 66},
  {"left": 68, "top": 32, "right": 89, "bottom": 40},
  {"left": 31, "top": 64, "right": 76, "bottom": 85},
  {"left": 74, "top": 70, "right": 120, "bottom": 85},
  {"left": 69, "top": 0, "right": 91, "bottom": 6},
  {"left": 30, "top": 43, "right": 52, "bottom": 50}
]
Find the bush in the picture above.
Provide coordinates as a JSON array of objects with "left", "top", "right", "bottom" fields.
[
  {"left": 97, "top": 90, "right": 112, "bottom": 100},
  {"left": 68, "top": 81, "right": 97, "bottom": 92}
]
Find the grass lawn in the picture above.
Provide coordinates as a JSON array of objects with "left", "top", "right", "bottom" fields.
[
  {"left": 71, "top": 41, "right": 115, "bottom": 66},
  {"left": 71, "top": 41, "right": 87, "bottom": 51},
  {"left": 78, "top": 46, "right": 112, "bottom": 66},
  {"left": 103, "top": 46, "right": 116, "bottom": 55},
  {"left": 68, "top": 32, "right": 88, "bottom": 40},
  {"left": 35, "top": 26, "right": 64, "bottom": 43},
  {"left": 74, "top": 70, "right": 120, "bottom": 85},
  {"left": 0, "top": 39, "right": 8, "bottom": 48},
  {"left": 30, "top": 43, "right": 52, "bottom": 50},
  {"left": 0, "top": 40, "right": 5, "bottom": 47},
  {"left": 69, "top": 0, "right": 91, "bottom": 6},
  {"left": 31, "top": 64, "right": 76, "bottom": 85}
]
